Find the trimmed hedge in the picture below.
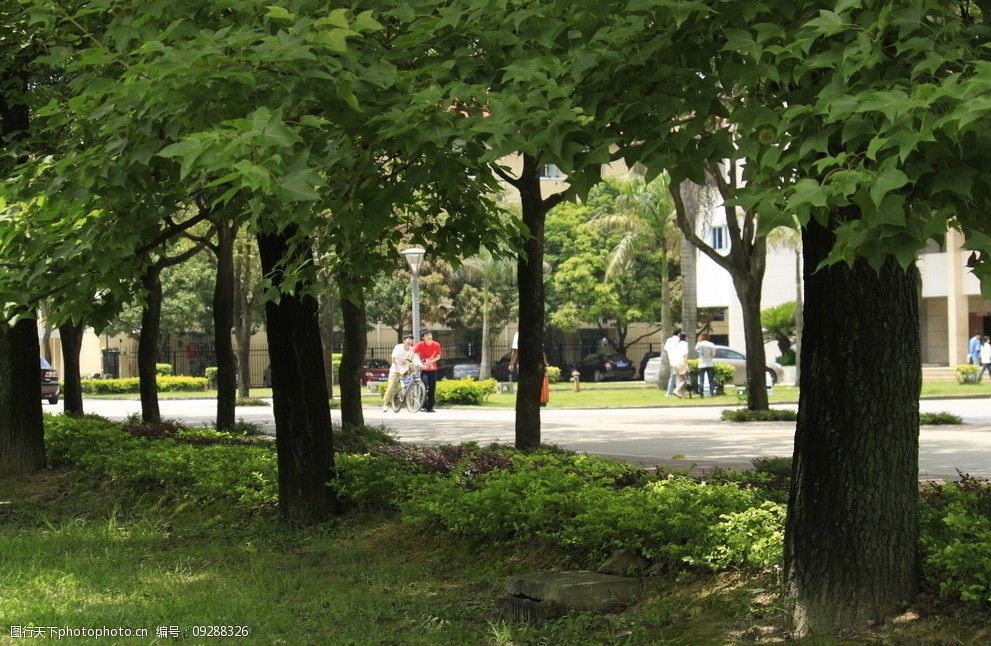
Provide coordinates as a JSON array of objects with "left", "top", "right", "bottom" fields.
[
  {"left": 686, "top": 360, "right": 736, "bottom": 389},
  {"left": 435, "top": 378, "right": 497, "bottom": 405},
  {"left": 721, "top": 408, "right": 798, "bottom": 422},
  {"left": 156, "top": 363, "right": 173, "bottom": 376},
  {"left": 80, "top": 375, "right": 209, "bottom": 393},
  {"left": 546, "top": 366, "right": 562, "bottom": 383},
  {"left": 956, "top": 364, "right": 980, "bottom": 384}
]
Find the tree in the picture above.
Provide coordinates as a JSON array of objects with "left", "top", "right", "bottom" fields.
[
  {"left": 547, "top": 184, "right": 664, "bottom": 358},
  {"left": 709, "top": 0, "right": 991, "bottom": 634},
  {"left": 232, "top": 227, "right": 263, "bottom": 399},
  {"left": 0, "top": 1, "right": 44, "bottom": 475},
  {"left": 587, "top": 173, "right": 678, "bottom": 343},
  {"left": 767, "top": 226, "right": 803, "bottom": 376},
  {"left": 452, "top": 249, "right": 517, "bottom": 378},
  {"left": 760, "top": 301, "right": 796, "bottom": 364}
]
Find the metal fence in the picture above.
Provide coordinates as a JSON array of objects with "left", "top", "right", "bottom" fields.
[{"left": 108, "top": 331, "right": 727, "bottom": 386}]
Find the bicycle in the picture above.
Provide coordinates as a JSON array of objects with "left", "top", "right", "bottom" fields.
[{"left": 391, "top": 367, "right": 426, "bottom": 413}]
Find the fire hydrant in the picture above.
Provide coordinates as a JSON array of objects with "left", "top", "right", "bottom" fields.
[{"left": 570, "top": 369, "right": 581, "bottom": 392}]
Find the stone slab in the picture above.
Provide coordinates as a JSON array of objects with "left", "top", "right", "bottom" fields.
[{"left": 505, "top": 571, "right": 641, "bottom": 612}]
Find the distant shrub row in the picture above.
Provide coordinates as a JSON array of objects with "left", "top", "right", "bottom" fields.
[{"left": 80, "top": 376, "right": 209, "bottom": 393}]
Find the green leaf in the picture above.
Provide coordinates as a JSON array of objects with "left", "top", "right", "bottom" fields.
[
  {"left": 279, "top": 169, "right": 321, "bottom": 202},
  {"left": 869, "top": 168, "right": 909, "bottom": 208},
  {"left": 265, "top": 6, "right": 294, "bottom": 21},
  {"left": 156, "top": 139, "right": 205, "bottom": 180},
  {"left": 353, "top": 10, "right": 383, "bottom": 32}
]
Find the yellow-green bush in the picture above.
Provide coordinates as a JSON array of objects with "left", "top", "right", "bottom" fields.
[
  {"left": 435, "top": 378, "right": 497, "bottom": 405},
  {"left": 81, "top": 375, "right": 209, "bottom": 393}
]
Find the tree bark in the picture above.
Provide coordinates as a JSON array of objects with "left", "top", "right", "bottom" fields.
[
  {"left": 233, "top": 232, "right": 257, "bottom": 399},
  {"left": 59, "top": 321, "right": 85, "bottom": 416},
  {"left": 784, "top": 213, "right": 920, "bottom": 637},
  {"left": 515, "top": 155, "right": 550, "bottom": 450},
  {"left": 794, "top": 248, "right": 804, "bottom": 383},
  {"left": 257, "top": 230, "right": 337, "bottom": 524},
  {"left": 138, "top": 267, "right": 163, "bottom": 423},
  {"left": 480, "top": 289, "right": 491, "bottom": 379},
  {"left": 212, "top": 219, "right": 237, "bottom": 430},
  {"left": 319, "top": 289, "right": 336, "bottom": 400},
  {"left": 0, "top": 318, "right": 46, "bottom": 476},
  {"left": 338, "top": 286, "right": 366, "bottom": 430},
  {"left": 734, "top": 274, "right": 769, "bottom": 410}
]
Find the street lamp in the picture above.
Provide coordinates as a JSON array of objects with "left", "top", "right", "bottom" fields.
[{"left": 401, "top": 247, "right": 426, "bottom": 340}]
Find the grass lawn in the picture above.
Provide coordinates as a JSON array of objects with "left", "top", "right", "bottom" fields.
[
  {"left": 82, "top": 380, "right": 989, "bottom": 410},
  {"left": 2, "top": 470, "right": 984, "bottom": 645}
]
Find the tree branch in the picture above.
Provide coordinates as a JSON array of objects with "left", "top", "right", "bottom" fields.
[
  {"left": 491, "top": 163, "right": 521, "bottom": 189},
  {"left": 670, "top": 177, "right": 736, "bottom": 275}
]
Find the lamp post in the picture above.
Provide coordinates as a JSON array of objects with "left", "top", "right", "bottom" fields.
[{"left": 401, "top": 247, "right": 425, "bottom": 340}]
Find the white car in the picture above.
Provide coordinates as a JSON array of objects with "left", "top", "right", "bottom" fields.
[{"left": 641, "top": 347, "right": 784, "bottom": 386}]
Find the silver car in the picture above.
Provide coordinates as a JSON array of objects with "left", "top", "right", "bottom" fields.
[{"left": 642, "top": 347, "right": 784, "bottom": 386}]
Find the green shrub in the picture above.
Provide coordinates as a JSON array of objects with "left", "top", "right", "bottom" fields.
[
  {"left": 156, "top": 363, "right": 173, "bottom": 376},
  {"left": 721, "top": 408, "right": 798, "bottom": 422},
  {"left": 920, "top": 411, "right": 964, "bottom": 425},
  {"left": 751, "top": 456, "right": 792, "bottom": 478},
  {"left": 920, "top": 476, "right": 991, "bottom": 605},
  {"left": 334, "top": 453, "right": 435, "bottom": 510},
  {"left": 546, "top": 366, "right": 562, "bottom": 383},
  {"left": 435, "top": 378, "right": 497, "bottom": 405},
  {"left": 236, "top": 397, "right": 269, "bottom": 406},
  {"left": 688, "top": 501, "right": 786, "bottom": 570},
  {"left": 44, "top": 415, "right": 278, "bottom": 510},
  {"left": 204, "top": 366, "right": 218, "bottom": 385},
  {"left": 80, "top": 376, "right": 209, "bottom": 393},
  {"left": 686, "top": 360, "right": 735, "bottom": 389},
  {"left": 334, "top": 423, "right": 399, "bottom": 454},
  {"left": 955, "top": 364, "right": 980, "bottom": 384}
]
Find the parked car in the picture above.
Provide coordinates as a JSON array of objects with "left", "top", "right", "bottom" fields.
[
  {"left": 643, "top": 345, "right": 784, "bottom": 387},
  {"left": 642, "top": 356, "right": 664, "bottom": 385},
  {"left": 361, "top": 359, "right": 391, "bottom": 385},
  {"left": 639, "top": 351, "right": 660, "bottom": 380},
  {"left": 572, "top": 353, "right": 636, "bottom": 382},
  {"left": 714, "top": 345, "right": 785, "bottom": 385},
  {"left": 40, "top": 357, "right": 59, "bottom": 405},
  {"left": 437, "top": 356, "right": 480, "bottom": 380}
]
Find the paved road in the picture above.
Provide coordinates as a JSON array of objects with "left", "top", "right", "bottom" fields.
[{"left": 70, "top": 396, "right": 991, "bottom": 479}]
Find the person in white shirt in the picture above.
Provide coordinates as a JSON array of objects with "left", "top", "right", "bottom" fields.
[
  {"left": 695, "top": 332, "right": 717, "bottom": 397},
  {"left": 663, "top": 328, "right": 683, "bottom": 396},
  {"left": 980, "top": 336, "right": 991, "bottom": 383},
  {"left": 382, "top": 334, "right": 415, "bottom": 411},
  {"left": 671, "top": 332, "right": 690, "bottom": 398}
]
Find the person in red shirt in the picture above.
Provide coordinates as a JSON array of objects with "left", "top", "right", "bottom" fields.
[{"left": 413, "top": 330, "right": 442, "bottom": 412}]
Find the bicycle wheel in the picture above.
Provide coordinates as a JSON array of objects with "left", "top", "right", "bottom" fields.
[
  {"left": 406, "top": 380, "right": 426, "bottom": 413},
  {"left": 391, "top": 383, "right": 405, "bottom": 413}
]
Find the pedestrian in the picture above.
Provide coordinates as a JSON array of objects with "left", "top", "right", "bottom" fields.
[
  {"left": 413, "top": 330, "right": 442, "bottom": 412},
  {"left": 663, "top": 328, "right": 682, "bottom": 397},
  {"left": 672, "top": 332, "right": 690, "bottom": 398},
  {"left": 695, "top": 332, "right": 717, "bottom": 397},
  {"left": 980, "top": 336, "right": 991, "bottom": 383},
  {"left": 969, "top": 332, "right": 982, "bottom": 366},
  {"left": 382, "top": 334, "right": 415, "bottom": 412},
  {"left": 508, "top": 330, "right": 550, "bottom": 404}
]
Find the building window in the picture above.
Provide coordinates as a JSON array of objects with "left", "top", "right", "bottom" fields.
[
  {"left": 710, "top": 226, "right": 728, "bottom": 250},
  {"left": 540, "top": 164, "right": 564, "bottom": 179}
]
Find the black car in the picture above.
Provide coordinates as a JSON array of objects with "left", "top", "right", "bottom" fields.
[
  {"left": 40, "top": 357, "right": 59, "bottom": 405},
  {"left": 572, "top": 353, "right": 636, "bottom": 382}
]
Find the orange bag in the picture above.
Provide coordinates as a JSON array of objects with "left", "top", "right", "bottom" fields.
[{"left": 539, "top": 375, "right": 550, "bottom": 404}]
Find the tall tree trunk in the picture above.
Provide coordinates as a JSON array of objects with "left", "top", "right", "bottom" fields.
[
  {"left": 59, "top": 321, "right": 85, "bottom": 416},
  {"left": 660, "top": 241, "right": 672, "bottom": 341},
  {"left": 794, "top": 248, "right": 803, "bottom": 383},
  {"left": 138, "top": 268, "right": 163, "bottom": 423},
  {"left": 515, "top": 155, "right": 547, "bottom": 450},
  {"left": 0, "top": 318, "right": 46, "bottom": 476},
  {"left": 39, "top": 302, "right": 54, "bottom": 364},
  {"left": 257, "top": 230, "right": 337, "bottom": 524},
  {"left": 338, "top": 287, "right": 366, "bottom": 430},
  {"left": 734, "top": 275, "right": 769, "bottom": 410},
  {"left": 235, "top": 318, "right": 252, "bottom": 399},
  {"left": 319, "top": 289, "right": 336, "bottom": 400},
  {"left": 213, "top": 220, "right": 237, "bottom": 430},
  {"left": 681, "top": 236, "right": 698, "bottom": 355},
  {"left": 480, "top": 289, "right": 491, "bottom": 379},
  {"left": 784, "top": 214, "right": 920, "bottom": 637}
]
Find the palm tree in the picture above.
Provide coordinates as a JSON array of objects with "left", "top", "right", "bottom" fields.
[
  {"left": 587, "top": 173, "right": 680, "bottom": 341},
  {"left": 459, "top": 249, "right": 516, "bottom": 379},
  {"left": 766, "top": 225, "right": 803, "bottom": 381}
]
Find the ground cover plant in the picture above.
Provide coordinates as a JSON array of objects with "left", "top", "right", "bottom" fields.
[{"left": 2, "top": 416, "right": 987, "bottom": 642}]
